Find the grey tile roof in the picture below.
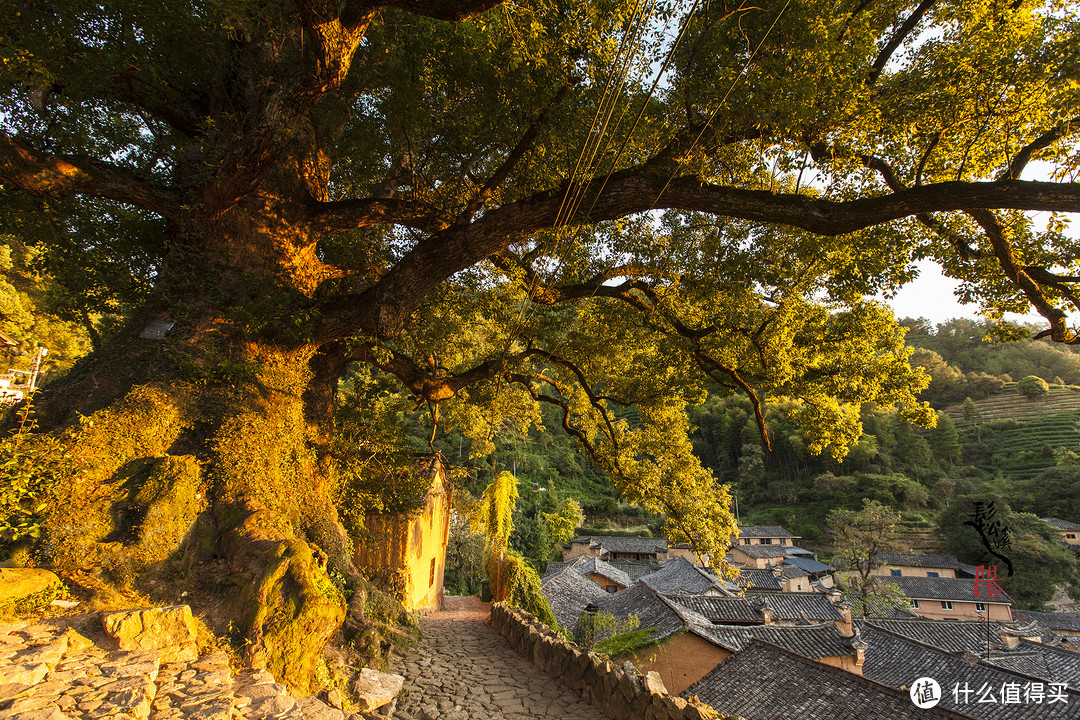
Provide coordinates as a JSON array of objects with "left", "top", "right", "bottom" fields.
[
  {"left": 891, "top": 576, "right": 1013, "bottom": 604},
  {"left": 877, "top": 552, "right": 964, "bottom": 569},
  {"left": 666, "top": 595, "right": 763, "bottom": 624},
  {"left": 542, "top": 560, "right": 569, "bottom": 577},
  {"left": 735, "top": 568, "right": 782, "bottom": 592},
  {"left": 571, "top": 556, "right": 632, "bottom": 587},
  {"left": 540, "top": 565, "right": 606, "bottom": 630},
  {"left": 733, "top": 544, "right": 788, "bottom": 559},
  {"left": 737, "top": 525, "right": 797, "bottom": 539},
  {"left": 693, "top": 620, "right": 857, "bottom": 658},
  {"left": 606, "top": 558, "right": 657, "bottom": 581},
  {"left": 584, "top": 581, "right": 686, "bottom": 645},
  {"left": 865, "top": 618, "right": 1009, "bottom": 654},
  {"left": 777, "top": 562, "right": 810, "bottom": 579},
  {"left": 1015, "top": 610, "right": 1080, "bottom": 633},
  {"left": 784, "top": 555, "right": 831, "bottom": 574},
  {"left": 988, "top": 640, "right": 1080, "bottom": 691},
  {"left": 754, "top": 592, "right": 845, "bottom": 622},
  {"left": 1043, "top": 517, "right": 1080, "bottom": 531},
  {"left": 681, "top": 640, "right": 969, "bottom": 720},
  {"left": 638, "top": 556, "right": 728, "bottom": 596},
  {"left": 567, "top": 535, "right": 668, "bottom": 555},
  {"left": 859, "top": 623, "right": 1080, "bottom": 719}
]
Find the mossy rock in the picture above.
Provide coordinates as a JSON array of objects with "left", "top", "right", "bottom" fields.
[
  {"left": 228, "top": 511, "right": 345, "bottom": 694},
  {"left": 0, "top": 568, "right": 61, "bottom": 603},
  {"left": 132, "top": 455, "right": 205, "bottom": 566}
]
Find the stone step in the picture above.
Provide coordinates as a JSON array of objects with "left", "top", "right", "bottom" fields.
[{"left": 0, "top": 621, "right": 376, "bottom": 720}]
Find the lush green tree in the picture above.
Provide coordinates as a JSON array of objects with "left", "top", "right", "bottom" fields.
[
  {"left": 2, "top": 0, "right": 1080, "bottom": 689},
  {"left": 941, "top": 496, "right": 1079, "bottom": 608},
  {"left": 929, "top": 412, "right": 961, "bottom": 466},
  {"left": 828, "top": 499, "right": 908, "bottom": 617},
  {"left": 1017, "top": 374, "right": 1051, "bottom": 399},
  {"left": 543, "top": 497, "right": 584, "bottom": 548},
  {"left": 0, "top": 235, "right": 93, "bottom": 377}
]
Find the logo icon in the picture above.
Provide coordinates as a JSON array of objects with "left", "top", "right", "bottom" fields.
[{"left": 911, "top": 677, "right": 942, "bottom": 708}]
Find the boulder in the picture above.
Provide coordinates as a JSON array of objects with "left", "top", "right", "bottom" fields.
[
  {"left": 101, "top": 605, "right": 198, "bottom": 663},
  {"left": 351, "top": 667, "right": 404, "bottom": 712},
  {"left": 643, "top": 670, "right": 668, "bottom": 695},
  {"left": 0, "top": 568, "right": 61, "bottom": 604}
]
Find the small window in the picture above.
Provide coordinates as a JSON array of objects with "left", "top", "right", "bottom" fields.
[
  {"left": 911, "top": 600, "right": 920, "bottom": 609},
  {"left": 891, "top": 569, "right": 902, "bottom": 577},
  {"left": 927, "top": 571, "right": 939, "bottom": 578},
  {"left": 1068, "top": 534, "right": 1077, "bottom": 539},
  {"left": 941, "top": 601, "right": 953, "bottom": 610},
  {"left": 975, "top": 603, "right": 986, "bottom": 612},
  {"left": 429, "top": 557, "right": 437, "bottom": 588},
  {"left": 606, "top": 585, "right": 617, "bottom": 593},
  {"left": 763, "top": 538, "right": 773, "bottom": 544}
]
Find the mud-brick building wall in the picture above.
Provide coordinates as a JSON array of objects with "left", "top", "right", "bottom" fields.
[{"left": 353, "top": 457, "right": 450, "bottom": 612}]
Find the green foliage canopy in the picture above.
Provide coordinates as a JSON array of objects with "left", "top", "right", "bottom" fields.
[{"left": 2, "top": 0, "right": 1080, "bottom": 564}]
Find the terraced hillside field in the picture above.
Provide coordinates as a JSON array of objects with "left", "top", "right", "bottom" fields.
[
  {"left": 945, "top": 396, "right": 1080, "bottom": 482},
  {"left": 943, "top": 385, "right": 1080, "bottom": 426}
]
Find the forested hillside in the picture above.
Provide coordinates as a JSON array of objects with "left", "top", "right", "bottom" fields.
[{"left": 431, "top": 317, "right": 1080, "bottom": 609}]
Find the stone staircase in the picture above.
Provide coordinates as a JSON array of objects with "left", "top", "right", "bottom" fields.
[{"left": 0, "top": 621, "right": 369, "bottom": 720}]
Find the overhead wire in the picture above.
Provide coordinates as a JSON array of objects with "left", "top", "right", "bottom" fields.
[
  {"left": 476, "top": 0, "right": 794, "bottom": 461},
  {"left": 479, "top": 0, "right": 657, "bottom": 450}
]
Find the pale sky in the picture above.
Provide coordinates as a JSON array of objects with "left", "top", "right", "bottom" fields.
[{"left": 884, "top": 260, "right": 1003, "bottom": 324}]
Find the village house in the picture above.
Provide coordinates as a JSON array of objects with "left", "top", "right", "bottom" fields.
[
  {"left": 680, "top": 640, "right": 968, "bottom": 720},
  {"left": 732, "top": 525, "right": 799, "bottom": 547},
  {"left": 1015, "top": 610, "right": 1080, "bottom": 649},
  {"left": 637, "top": 556, "right": 733, "bottom": 596},
  {"left": 562, "top": 535, "right": 670, "bottom": 562},
  {"left": 1043, "top": 517, "right": 1080, "bottom": 551},
  {"left": 729, "top": 543, "right": 787, "bottom": 569},
  {"left": 551, "top": 575, "right": 865, "bottom": 695},
  {"left": 667, "top": 592, "right": 846, "bottom": 628},
  {"left": 539, "top": 563, "right": 606, "bottom": 630},
  {"left": 872, "top": 551, "right": 964, "bottom": 578},
  {"left": 859, "top": 623, "right": 1080, "bottom": 719},
  {"left": 543, "top": 555, "right": 631, "bottom": 593},
  {"left": 351, "top": 456, "right": 450, "bottom": 612},
  {"left": 888, "top": 576, "right": 1013, "bottom": 622},
  {"left": 735, "top": 568, "right": 783, "bottom": 592}
]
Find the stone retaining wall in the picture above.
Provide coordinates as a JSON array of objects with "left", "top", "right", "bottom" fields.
[{"left": 489, "top": 604, "right": 728, "bottom": 720}]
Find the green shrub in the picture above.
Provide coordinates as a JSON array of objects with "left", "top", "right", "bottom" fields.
[
  {"left": 1017, "top": 375, "right": 1051, "bottom": 399},
  {"left": 0, "top": 401, "right": 66, "bottom": 553}
]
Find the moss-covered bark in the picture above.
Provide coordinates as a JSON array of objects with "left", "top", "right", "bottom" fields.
[{"left": 23, "top": 325, "right": 360, "bottom": 692}]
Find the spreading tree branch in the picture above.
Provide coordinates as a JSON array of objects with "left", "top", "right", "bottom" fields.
[
  {"left": 0, "top": 134, "right": 180, "bottom": 218},
  {"left": 868, "top": 0, "right": 937, "bottom": 85}
]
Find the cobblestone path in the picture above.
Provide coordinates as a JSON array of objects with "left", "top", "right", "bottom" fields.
[
  {"left": 0, "top": 621, "right": 355, "bottom": 720},
  {"left": 394, "top": 597, "right": 606, "bottom": 720}
]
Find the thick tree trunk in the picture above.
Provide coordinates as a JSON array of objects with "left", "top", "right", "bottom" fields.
[{"left": 24, "top": 201, "right": 367, "bottom": 691}]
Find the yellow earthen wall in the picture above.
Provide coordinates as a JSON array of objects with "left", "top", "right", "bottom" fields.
[
  {"left": 629, "top": 633, "right": 730, "bottom": 696},
  {"left": 352, "top": 466, "right": 450, "bottom": 612},
  {"left": 909, "top": 600, "right": 1012, "bottom": 622}
]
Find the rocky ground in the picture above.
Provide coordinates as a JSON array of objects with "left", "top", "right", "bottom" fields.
[
  {"left": 0, "top": 621, "right": 363, "bottom": 720},
  {"left": 1, "top": 595, "right": 607, "bottom": 720},
  {"left": 392, "top": 596, "right": 606, "bottom": 720}
]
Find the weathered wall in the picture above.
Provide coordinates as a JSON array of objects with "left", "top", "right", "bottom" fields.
[
  {"left": 627, "top": 632, "right": 729, "bottom": 696},
  {"left": 564, "top": 543, "right": 597, "bottom": 560},
  {"left": 490, "top": 603, "right": 732, "bottom": 720},
  {"left": 352, "top": 466, "right": 449, "bottom": 612},
  {"left": 910, "top": 600, "right": 1012, "bottom": 622},
  {"left": 818, "top": 653, "right": 864, "bottom": 676},
  {"left": 586, "top": 573, "right": 624, "bottom": 592}
]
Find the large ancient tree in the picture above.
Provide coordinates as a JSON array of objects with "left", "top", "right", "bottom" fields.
[{"left": 2, "top": 0, "right": 1079, "bottom": 689}]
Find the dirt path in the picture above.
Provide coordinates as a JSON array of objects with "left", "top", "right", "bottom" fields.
[{"left": 393, "top": 597, "right": 607, "bottom": 720}]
